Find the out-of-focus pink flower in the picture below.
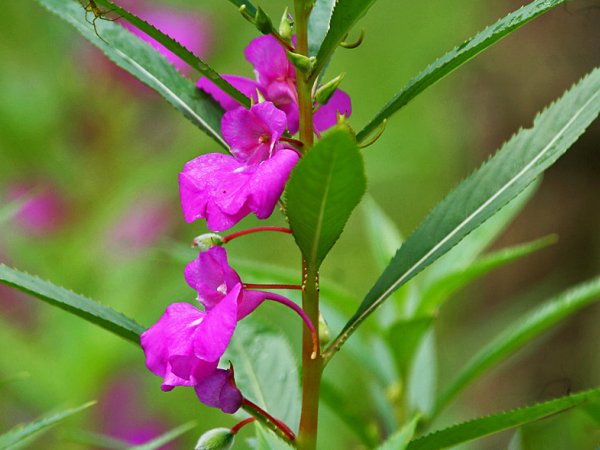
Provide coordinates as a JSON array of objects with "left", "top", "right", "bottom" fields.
[
  {"left": 179, "top": 102, "right": 298, "bottom": 232},
  {"left": 106, "top": 196, "right": 175, "bottom": 255},
  {"left": 6, "top": 181, "right": 66, "bottom": 236},
  {"left": 117, "top": 0, "right": 214, "bottom": 74},
  {"left": 197, "top": 35, "right": 351, "bottom": 134}
]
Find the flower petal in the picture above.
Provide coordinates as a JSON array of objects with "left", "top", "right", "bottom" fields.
[
  {"left": 313, "top": 89, "right": 352, "bottom": 132},
  {"left": 245, "top": 35, "right": 294, "bottom": 85},
  {"left": 194, "top": 368, "right": 243, "bottom": 413},
  {"left": 197, "top": 75, "right": 260, "bottom": 111}
]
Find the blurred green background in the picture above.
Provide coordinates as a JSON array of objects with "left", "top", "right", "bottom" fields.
[{"left": 0, "top": 0, "right": 598, "bottom": 448}]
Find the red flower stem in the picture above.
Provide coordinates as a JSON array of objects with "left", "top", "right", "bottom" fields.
[
  {"left": 243, "top": 283, "right": 302, "bottom": 290},
  {"left": 242, "top": 398, "right": 296, "bottom": 442},
  {"left": 280, "top": 136, "right": 305, "bottom": 148},
  {"left": 222, "top": 226, "right": 292, "bottom": 243},
  {"left": 264, "top": 292, "right": 319, "bottom": 360},
  {"left": 230, "top": 417, "right": 257, "bottom": 435}
]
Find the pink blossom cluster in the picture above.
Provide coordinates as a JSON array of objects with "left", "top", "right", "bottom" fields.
[{"left": 141, "top": 35, "right": 345, "bottom": 413}]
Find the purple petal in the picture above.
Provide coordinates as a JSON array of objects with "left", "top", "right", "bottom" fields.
[
  {"left": 197, "top": 75, "right": 260, "bottom": 111},
  {"left": 222, "top": 102, "right": 288, "bottom": 164},
  {"left": 179, "top": 153, "right": 251, "bottom": 231},
  {"left": 184, "top": 247, "right": 241, "bottom": 310},
  {"left": 245, "top": 35, "right": 294, "bottom": 85},
  {"left": 313, "top": 89, "right": 352, "bottom": 132},
  {"left": 238, "top": 289, "right": 270, "bottom": 320},
  {"left": 247, "top": 149, "right": 299, "bottom": 218},
  {"left": 140, "top": 303, "right": 217, "bottom": 390},
  {"left": 194, "top": 369, "right": 243, "bottom": 413},
  {"left": 192, "top": 283, "right": 240, "bottom": 362}
]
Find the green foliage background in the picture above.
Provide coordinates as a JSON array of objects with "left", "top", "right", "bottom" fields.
[{"left": 0, "top": 0, "right": 598, "bottom": 448}]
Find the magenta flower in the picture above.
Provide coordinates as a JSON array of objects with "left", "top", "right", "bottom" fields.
[
  {"left": 179, "top": 101, "right": 299, "bottom": 232},
  {"left": 7, "top": 181, "right": 66, "bottom": 236},
  {"left": 197, "top": 35, "right": 351, "bottom": 134}
]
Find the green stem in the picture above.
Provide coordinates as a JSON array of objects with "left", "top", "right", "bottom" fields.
[{"left": 294, "top": 0, "right": 314, "bottom": 150}]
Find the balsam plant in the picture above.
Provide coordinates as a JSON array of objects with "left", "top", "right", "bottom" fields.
[{"left": 1, "top": 0, "right": 599, "bottom": 448}]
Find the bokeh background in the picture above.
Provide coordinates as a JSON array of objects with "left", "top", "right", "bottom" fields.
[{"left": 0, "top": 0, "right": 599, "bottom": 448}]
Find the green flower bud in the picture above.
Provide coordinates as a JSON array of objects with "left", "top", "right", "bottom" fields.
[
  {"left": 279, "top": 8, "right": 293, "bottom": 42},
  {"left": 315, "top": 73, "right": 346, "bottom": 106},
  {"left": 255, "top": 7, "right": 274, "bottom": 35},
  {"left": 318, "top": 311, "right": 331, "bottom": 348},
  {"left": 195, "top": 428, "right": 235, "bottom": 450},
  {"left": 286, "top": 51, "right": 316, "bottom": 74},
  {"left": 192, "top": 233, "right": 224, "bottom": 250}
]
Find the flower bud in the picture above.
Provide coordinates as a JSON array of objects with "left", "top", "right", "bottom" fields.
[
  {"left": 318, "top": 311, "right": 331, "bottom": 348},
  {"left": 278, "top": 8, "right": 293, "bottom": 42},
  {"left": 286, "top": 51, "right": 316, "bottom": 74},
  {"left": 254, "top": 7, "right": 274, "bottom": 35},
  {"left": 315, "top": 73, "right": 346, "bottom": 106},
  {"left": 192, "top": 233, "right": 224, "bottom": 250},
  {"left": 195, "top": 427, "right": 235, "bottom": 450}
]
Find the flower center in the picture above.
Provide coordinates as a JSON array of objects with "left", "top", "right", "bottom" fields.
[{"left": 258, "top": 134, "right": 270, "bottom": 144}]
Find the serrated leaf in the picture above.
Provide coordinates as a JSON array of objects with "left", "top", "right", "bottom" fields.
[
  {"left": 224, "top": 321, "right": 301, "bottom": 428},
  {"left": 417, "top": 235, "right": 557, "bottom": 314},
  {"left": 0, "top": 264, "right": 145, "bottom": 344},
  {"left": 131, "top": 421, "right": 197, "bottom": 450},
  {"left": 328, "top": 67, "right": 600, "bottom": 357},
  {"left": 435, "top": 276, "right": 600, "bottom": 415},
  {"left": 308, "top": 0, "right": 336, "bottom": 57},
  {"left": 406, "top": 387, "right": 600, "bottom": 450},
  {"left": 286, "top": 127, "right": 366, "bottom": 269},
  {"left": 93, "top": 0, "right": 250, "bottom": 108},
  {"left": 312, "top": 0, "right": 378, "bottom": 80},
  {"left": 357, "top": 0, "right": 566, "bottom": 142},
  {"left": 36, "top": 0, "right": 227, "bottom": 147},
  {"left": 0, "top": 402, "right": 95, "bottom": 449},
  {"left": 376, "top": 415, "right": 420, "bottom": 450}
]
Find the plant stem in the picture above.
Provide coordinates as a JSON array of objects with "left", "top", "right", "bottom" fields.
[
  {"left": 242, "top": 399, "right": 296, "bottom": 443},
  {"left": 293, "top": 3, "right": 322, "bottom": 449},
  {"left": 222, "top": 226, "right": 292, "bottom": 243}
]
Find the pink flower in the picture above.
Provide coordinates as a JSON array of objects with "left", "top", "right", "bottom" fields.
[
  {"left": 6, "top": 181, "right": 66, "bottom": 236},
  {"left": 197, "top": 35, "right": 351, "bottom": 134},
  {"left": 179, "top": 102, "right": 299, "bottom": 232}
]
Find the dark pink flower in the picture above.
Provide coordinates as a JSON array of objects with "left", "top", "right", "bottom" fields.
[
  {"left": 197, "top": 35, "right": 351, "bottom": 134},
  {"left": 179, "top": 102, "right": 299, "bottom": 232}
]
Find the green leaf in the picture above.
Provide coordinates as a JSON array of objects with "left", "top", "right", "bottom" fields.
[
  {"left": 131, "top": 421, "right": 197, "bottom": 450},
  {"left": 308, "top": 0, "right": 336, "bottom": 57},
  {"left": 0, "top": 264, "right": 145, "bottom": 344},
  {"left": 36, "top": 0, "right": 227, "bottom": 147},
  {"left": 224, "top": 321, "right": 301, "bottom": 427},
  {"left": 64, "top": 430, "right": 129, "bottom": 450},
  {"left": 328, "top": 66, "right": 600, "bottom": 357},
  {"left": 0, "top": 402, "right": 95, "bottom": 449},
  {"left": 435, "top": 276, "right": 600, "bottom": 415},
  {"left": 93, "top": 0, "right": 250, "bottom": 108},
  {"left": 406, "top": 387, "right": 600, "bottom": 450},
  {"left": 227, "top": 0, "right": 257, "bottom": 17},
  {"left": 312, "top": 0, "right": 378, "bottom": 80},
  {"left": 417, "top": 235, "right": 557, "bottom": 314},
  {"left": 356, "top": 0, "right": 566, "bottom": 142},
  {"left": 286, "top": 127, "right": 366, "bottom": 269},
  {"left": 387, "top": 316, "right": 434, "bottom": 375},
  {"left": 377, "top": 415, "right": 420, "bottom": 450},
  {"left": 256, "top": 425, "right": 295, "bottom": 450}
]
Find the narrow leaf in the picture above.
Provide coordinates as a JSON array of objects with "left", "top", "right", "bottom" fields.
[
  {"left": 131, "top": 421, "right": 197, "bottom": 450},
  {"left": 387, "top": 316, "right": 434, "bottom": 375},
  {"left": 406, "top": 387, "right": 600, "bottom": 450},
  {"left": 0, "top": 402, "right": 95, "bottom": 449},
  {"left": 435, "top": 276, "right": 600, "bottom": 415},
  {"left": 93, "top": 0, "right": 250, "bottom": 108},
  {"left": 417, "top": 235, "right": 557, "bottom": 314},
  {"left": 65, "top": 430, "right": 129, "bottom": 450},
  {"left": 312, "top": 0, "right": 378, "bottom": 80},
  {"left": 377, "top": 415, "right": 420, "bottom": 450},
  {"left": 357, "top": 0, "right": 566, "bottom": 142},
  {"left": 308, "top": 0, "right": 337, "bottom": 57},
  {"left": 36, "top": 0, "right": 227, "bottom": 147},
  {"left": 329, "top": 67, "right": 600, "bottom": 356},
  {"left": 0, "top": 264, "right": 145, "bottom": 344},
  {"left": 286, "top": 127, "right": 366, "bottom": 269}
]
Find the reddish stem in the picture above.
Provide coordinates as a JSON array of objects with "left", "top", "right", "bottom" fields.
[
  {"left": 243, "top": 398, "right": 296, "bottom": 441},
  {"left": 222, "top": 226, "right": 292, "bottom": 243},
  {"left": 280, "top": 136, "right": 305, "bottom": 148},
  {"left": 243, "top": 283, "right": 302, "bottom": 290},
  {"left": 230, "top": 417, "right": 257, "bottom": 435}
]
